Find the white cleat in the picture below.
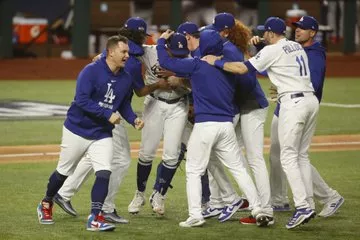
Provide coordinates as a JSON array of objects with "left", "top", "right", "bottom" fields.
[
  {"left": 152, "top": 191, "right": 165, "bottom": 215},
  {"left": 319, "top": 195, "right": 344, "bottom": 217},
  {"left": 179, "top": 217, "right": 205, "bottom": 228},
  {"left": 128, "top": 190, "right": 145, "bottom": 214}
]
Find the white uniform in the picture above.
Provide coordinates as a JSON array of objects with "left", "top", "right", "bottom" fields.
[
  {"left": 248, "top": 38, "right": 319, "bottom": 209},
  {"left": 138, "top": 45, "right": 189, "bottom": 168},
  {"left": 57, "top": 119, "right": 131, "bottom": 213}
]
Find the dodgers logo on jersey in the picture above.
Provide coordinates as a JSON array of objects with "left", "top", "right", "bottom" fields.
[{"left": 104, "top": 83, "right": 116, "bottom": 104}]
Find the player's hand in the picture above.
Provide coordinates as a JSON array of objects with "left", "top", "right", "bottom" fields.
[
  {"left": 156, "top": 78, "right": 171, "bottom": 90},
  {"left": 160, "top": 29, "right": 174, "bottom": 40},
  {"left": 134, "top": 117, "right": 144, "bottom": 130},
  {"left": 109, "top": 113, "right": 121, "bottom": 124},
  {"left": 201, "top": 55, "right": 222, "bottom": 65},
  {"left": 92, "top": 53, "right": 101, "bottom": 62},
  {"left": 250, "top": 36, "right": 264, "bottom": 45},
  {"left": 167, "top": 76, "right": 183, "bottom": 89},
  {"left": 157, "top": 68, "right": 175, "bottom": 78},
  {"left": 269, "top": 84, "right": 278, "bottom": 102}
]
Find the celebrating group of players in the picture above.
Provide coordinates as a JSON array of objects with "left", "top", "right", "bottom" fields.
[{"left": 36, "top": 12, "right": 344, "bottom": 232}]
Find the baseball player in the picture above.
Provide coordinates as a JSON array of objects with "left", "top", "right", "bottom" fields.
[
  {"left": 203, "top": 17, "right": 318, "bottom": 229},
  {"left": 37, "top": 35, "right": 144, "bottom": 231},
  {"left": 267, "top": 16, "right": 344, "bottom": 216},
  {"left": 194, "top": 13, "right": 273, "bottom": 224},
  {"left": 157, "top": 29, "right": 272, "bottom": 228},
  {"left": 128, "top": 33, "right": 190, "bottom": 216},
  {"left": 53, "top": 17, "right": 170, "bottom": 224}
]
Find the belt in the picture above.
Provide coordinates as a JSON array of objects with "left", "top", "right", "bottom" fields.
[
  {"left": 278, "top": 92, "right": 313, "bottom": 103},
  {"left": 150, "top": 93, "right": 185, "bottom": 104},
  {"left": 290, "top": 92, "right": 304, "bottom": 99}
]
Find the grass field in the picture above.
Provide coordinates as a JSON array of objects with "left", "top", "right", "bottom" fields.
[
  {"left": 0, "top": 78, "right": 360, "bottom": 146},
  {"left": 0, "top": 151, "right": 359, "bottom": 240}
]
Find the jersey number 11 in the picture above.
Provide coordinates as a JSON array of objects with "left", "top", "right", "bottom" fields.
[{"left": 296, "top": 55, "right": 308, "bottom": 76}]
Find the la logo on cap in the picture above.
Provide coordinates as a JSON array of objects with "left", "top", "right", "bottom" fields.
[
  {"left": 300, "top": 16, "right": 304, "bottom": 22},
  {"left": 178, "top": 42, "right": 183, "bottom": 49},
  {"left": 138, "top": 26, "right": 145, "bottom": 31}
]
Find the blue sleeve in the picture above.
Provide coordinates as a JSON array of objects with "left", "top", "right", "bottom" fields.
[
  {"left": 118, "top": 91, "right": 137, "bottom": 126},
  {"left": 274, "top": 102, "right": 280, "bottom": 117},
  {"left": 223, "top": 44, "right": 244, "bottom": 61},
  {"left": 307, "top": 51, "right": 326, "bottom": 102},
  {"left": 156, "top": 38, "right": 197, "bottom": 76},
  {"left": 75, "top": 65, "right": 113, "bottom": 120},
  {"left": 258, "top": 70, "right": 268, "bottom": 76},
  {"left": 125, "top": 58, "right": 145, "bottom": 90},
  {"left": 244, "top": 61, "right": 257, "bottom": 73}
]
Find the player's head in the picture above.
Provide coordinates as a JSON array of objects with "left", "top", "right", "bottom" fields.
[
  {"left": 199, "top": 30, "right": 223, "bottom": 57},
  {"left": 118, "top": 17, "right": 150, "bottom": 45},
  {"left": 177, "top": 22, "right": 200, "bottom": 51},
  {"left": 106, "top": 35, "right": 129, "bottom": 68},
  {"left": 211, "top": 12, "right": 235, "bottom": 38},
  {"left": 292, "top": 16, "right": 319, "bottom": 45},
  {"left": 226, "top": 19, "right": 252, "bottom": 57},
  {"left": 257, "top": 17, "right": 286, "bottom": 44},
  {"left": 166, "top": 33, "right": 190, "bottom": 58}
]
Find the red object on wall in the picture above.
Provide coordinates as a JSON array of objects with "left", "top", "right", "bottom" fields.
[{"left": 13, "top": 17, "right": 48, "bottom": 44}]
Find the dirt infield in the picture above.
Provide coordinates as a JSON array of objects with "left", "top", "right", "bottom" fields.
[
  {"left": 0, "top": 55, "right": 360, "bottom": 80},
  {"left": 1, "top": 134, "right": 359, "bottom": 164}
]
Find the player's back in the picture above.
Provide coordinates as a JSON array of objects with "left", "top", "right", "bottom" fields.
[{"left": 258, "top": 39, "right": 314, "bottom": 95}]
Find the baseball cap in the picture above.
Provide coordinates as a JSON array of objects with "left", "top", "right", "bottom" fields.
[
  {"left": 212, "top": 12, "right": 235, "bottom": 32},
  {"left": 124, "top": 17, "right": 151, "bottom": 36},
  {"left": 167, "top": 33, "right": 189, "bottom": 56},
  {"left": 257, "top": 17, "right": 286, "bottom": 34},
  {"left": 177, "top": 22, "right": 199, "bottom": 35},
  {"left": 199, "top": 29, "right": 223, "bottom": 57},
  {"left": 292, "top": 16, "right": 319, "bottom": 31}
]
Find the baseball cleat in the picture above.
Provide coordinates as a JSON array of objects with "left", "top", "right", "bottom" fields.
[
  {"left": 256, "top": 214, "right": 275, "bottom": 227},
  {"left": 318, "top": 196, "right": 344, "bottom": 218},
  {"left": 239, "top": 215, "right": 256, "bottom": 225},
  {"left": 128, "top": 190, "right": 145, "bottom": 214},
  {"left": 238, "top": 198, "right": 250, "bottom": 211},
  {"left": 152, "top": 191, "right": 165, "bottom": 215},
  {"left": 86, "top": 213, "right": 115, "bottom": 231},
  {"left": 218, "top": 198, "right": 243, "bottom": 222},
  {"left": 53, "top": 193, "right": 77, "bottom": 217},
  {"left": 202, "top": 206, "right": 223, "bottom": 219},
  {"left": 102, "top": 209, "right": 129, "bottom": 224},
  {"left": 179, "top": 217, "right": 205, "bottom": 228},
  {"left": 286, "top": 208, "right": 316, "bottom": 229},
  {"left": 37, "top": 201, "right": 54, "bottom": 224}
]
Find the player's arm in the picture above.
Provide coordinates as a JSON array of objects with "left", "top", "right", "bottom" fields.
[
  {"left": 156, "top": 36, "right": 197, "bottom": 76},
  {"left": 117, "top": 91, "right": 137, "bottom": 127},
  {"left": 75, "top": 66, "right": 112, "bottom": 120},
  {"left": 134, "top": 79, "right": 170, "bottom": 97},
  {"left": 307, "top": 51, "right": 326, "bottom": 94}
]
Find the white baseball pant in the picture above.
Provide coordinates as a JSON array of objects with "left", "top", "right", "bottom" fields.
[
  {"left": 270, "top": 114, "right": 341, "bottom": 206},
  {"left": 57, "top": 122, "right": 131, "bottom": 213},
  {"left": 186, "top": 121, "right": 263, "bottom": 220},
  {"left": 278, "top": 93, "right": 319, "bottom": 209}
]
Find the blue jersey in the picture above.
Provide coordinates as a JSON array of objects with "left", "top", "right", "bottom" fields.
[
  {"left": 274, "top": 41, "right": 326, "bottom": 117},
  {"left": 64, "top": 57, "right": 137, "bottom": 140},
  {"left": 223, "top": 40, "right": 269, "bottom": 111},
  {"left": 157, "top": 38, "right": 235, "bottom": 123}
]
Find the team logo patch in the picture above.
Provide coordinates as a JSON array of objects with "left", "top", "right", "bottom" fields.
[{"left": 178, "top": 42, "right": 183, "bottom": 49}]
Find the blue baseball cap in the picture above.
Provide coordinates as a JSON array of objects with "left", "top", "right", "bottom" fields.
[
  {"left": 212, "top": 12, "right": 235, "bottom": 32},
  {"left": 124, "top": 17, "right": 150, "bottom": 36},
  {"left": 177, "top": 22, "right": 199, "bottom": 35},
  {"left": 199, "top": 29, "right": 223, "bottom": 57},
  {"left": 292, "top": 16, "right": 319, "bottom": 31},
  {"left": 257, "top": 17, "right": 286, "bottom": 34},
  {"left": 167, "top": 33, "right": 189, "bottom": 56}
]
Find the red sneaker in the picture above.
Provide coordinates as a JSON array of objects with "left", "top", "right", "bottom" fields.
[
  {"left": 238, "top": 199, "right": 249, "bottom": 211},
  {"left": 239, "top": 215, "right": 256, "bottom": 225},
  {"left": 37, "top": 201, "right": 54, "bottom": 224}
]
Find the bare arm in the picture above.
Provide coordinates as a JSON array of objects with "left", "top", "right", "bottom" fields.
[
  {"left": 134, "top": 78, "right": 170, "bottom": 97},
  {"left": 202, "top": 55, "right": 249, "bottom": 75}
]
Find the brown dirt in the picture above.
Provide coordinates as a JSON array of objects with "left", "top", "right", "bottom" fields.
[{"left": 1, "top": 135, "right": 359, "bottom": 164}]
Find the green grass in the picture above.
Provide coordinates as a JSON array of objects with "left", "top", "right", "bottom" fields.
[
  {"left": 0, "top": 151, "right": 359, "bottom": 239},
  {"left": 0, "top": 78, "right": 359, "bottom": 145}
]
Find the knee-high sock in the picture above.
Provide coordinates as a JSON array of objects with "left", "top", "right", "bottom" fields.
[
  {"left": 137, "top": 159, "right": 152, "bottom": 192},
  {"left": 44, "top": 170, "right": 67, "bottom": 202},
  {"left": 155, "top": 162, "right": 177, "bottom": 196},
  {"left": 201, "top": 170, "right": 211, "bottom": 204},
  {"left": 91, "top": 170, "right": 111, "bottom": 216}
]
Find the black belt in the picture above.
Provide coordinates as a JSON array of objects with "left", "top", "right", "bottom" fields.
[
  {"left": 150, "top": 93, "right": 184, "bottom": 104},
  {"left": 290, "top": 93, "right": 304, "bottom": 99}
]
